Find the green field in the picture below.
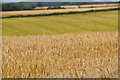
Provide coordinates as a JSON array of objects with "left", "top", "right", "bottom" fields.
[{"left": 2, "top": 10, "right": 118, "bottom": 36}]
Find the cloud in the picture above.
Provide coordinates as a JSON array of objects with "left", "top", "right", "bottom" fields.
[
  {"left": 27, "top": 0, "right": 94, "bottom": 2},
  {"left": 1, "top": 0, "right": 24, "bottom": 2},
  {"left": 26, "top": 0, "right": 119, "bottom": 2},
  {"left": 1, "top": 0, "right": 119, "bottom": 2}
]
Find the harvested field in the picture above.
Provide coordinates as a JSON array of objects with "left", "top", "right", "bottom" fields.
[
  {"left": 2, "top": 32, "right": 118, "bottom": 78},
  {"left": 1, "top": 6, "right": 118, "bottom": 18}
]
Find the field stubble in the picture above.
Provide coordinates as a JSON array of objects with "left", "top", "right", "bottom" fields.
[{"left": 2, "top": 32, "right": 118, "bottom": 78}]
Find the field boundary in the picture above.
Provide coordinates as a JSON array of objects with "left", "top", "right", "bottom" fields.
[{"left": 1, "top": 8, "right": 119, "bottom": 19}]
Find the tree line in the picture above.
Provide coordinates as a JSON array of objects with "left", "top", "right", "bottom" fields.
[{"left": 2, "top": 2, "right": 38, "bottom": 11}]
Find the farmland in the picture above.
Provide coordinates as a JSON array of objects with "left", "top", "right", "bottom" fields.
[
  {"left": 2, "top": 10, "right": 118, "bottom": 36},
  {"left": 2, "top": 8, "right": 118, "bottom": 78},
  {"left": 61, "top": 3, "right": 118, "bottom": 8},
  {"left": 1, "top": 6, "right": 118, "bottom": 18},
  {"left": 2, "top": 32, "right": 118, "bottom": 78}
]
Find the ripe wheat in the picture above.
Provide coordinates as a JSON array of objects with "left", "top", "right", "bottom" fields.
[{"left": 2, "top": 32, "right": 118, "bottom": 78}]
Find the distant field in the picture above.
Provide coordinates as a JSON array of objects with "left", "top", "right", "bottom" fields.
[
  {"left": 61, "top": 3, "right": 118, "bottom": 8},
  {"left": 35, "top": 4, "right": 118, "bottom": 10},
  {"left": 1, "top": 6, "right": 118, "bottom": 18},
  {"left": 2, "top": 10, "right": 118, "bottom": 36}
]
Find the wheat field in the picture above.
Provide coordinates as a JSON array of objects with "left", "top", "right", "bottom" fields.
[{"left": 2, "top": 32, "right": 118, "bottom": 78}]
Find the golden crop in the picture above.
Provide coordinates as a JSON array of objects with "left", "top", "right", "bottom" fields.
[
  {"left": 1, "top": 6, "right": 118, "bottom": 18},
  {"left": 2, "top": 32, "right": 118, "bottom": 78}
]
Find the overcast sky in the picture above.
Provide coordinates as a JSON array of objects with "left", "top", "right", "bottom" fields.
[{"left": 1, "top": 0, "right": 119, "bottom": 2}]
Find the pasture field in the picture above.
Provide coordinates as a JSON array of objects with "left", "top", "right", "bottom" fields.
[
  {"left": 2, "top": 10, "right": 118, "bottom": 36},
  {"left": 2, "top": 32, "right": 118, "bottom": 78}
]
